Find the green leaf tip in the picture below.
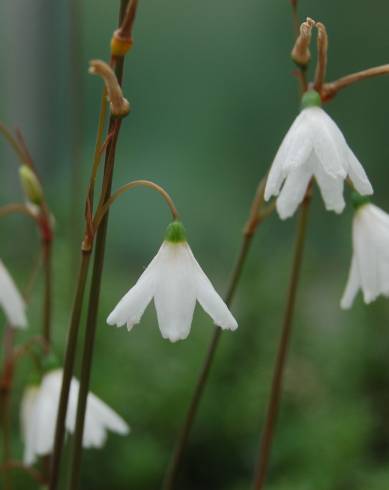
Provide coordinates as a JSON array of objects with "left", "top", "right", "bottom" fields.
[
  {"left": 301, "top": 89, "right": 322, "bottom": 110},
  {"left": 351, "top": 191, "right": 370, "bottom": 210},
  {"left": 165, "top": 221, "right": 187, "bottom": 243}
]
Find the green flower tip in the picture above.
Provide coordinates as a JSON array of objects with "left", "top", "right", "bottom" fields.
[
  {"left": 41, "top": 352, "right": 61, "bottom": 373},
  {"left": 165, "top": 221, "right": 187, "bottom": 243},
  {"left": 351, "top": 191, "right": 370, "bottom": 210},
  {"left": 19, "top": 165, "right": 43, "bottom": 205},
  {"left": 301, "top": 89, "right": 322, "bottom": 110}
]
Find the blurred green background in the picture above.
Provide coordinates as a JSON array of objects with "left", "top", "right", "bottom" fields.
[{"left": 1, "top": 0, "right": 389, "bottom": 488}]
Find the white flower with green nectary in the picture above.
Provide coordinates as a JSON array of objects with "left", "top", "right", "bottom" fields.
[
  {"left": 341, "top": 197, "right": 389, "bottom": 309},
  {"left": 21, "top": 368, "right": 129, "bottom": 465},
  {"left": 107, "top": 221, "right": 238, "bottom": 342},
  {"left": 0, "top": 259, "right": 27, "bottom": 328},
  {"left": 264, "top": 90, "right": 373, "bottom": 220}
]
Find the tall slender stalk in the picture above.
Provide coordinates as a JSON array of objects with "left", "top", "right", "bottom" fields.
[
  {"left": 42, "top": 238, "right": 53, "bottom": 347},
  {"left": 253, "top": 193, "right": 311, "bottom": 490},
  {"left": 48, "top": 252, "right": 91, "bottom": 490},
  {"left": 1, "top": 327, "right": 14, "bottom": 490},
  {"left": 68, "top": 121, "right": 123, "bottom": 490},
  {"left": 67, "top": 3, "right": 131, "bottom": 488},
  {"left": 162, "top": 180, "right": 268, "bottom": 490},
  {"left": 49, "top": 2, "right": 132, "bottom": 487}
]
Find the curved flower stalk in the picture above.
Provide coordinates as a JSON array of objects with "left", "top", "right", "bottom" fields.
[
  {"left": 264, "top": 90, "right": 373, "bottom": 219},
  {"left": 341, "top": 197, "right": 389, "bottom": 308},
  {"left": 21, "top": 368, "right": 129, "bottom": 465},
  {"left": 107, "top": 221, "right": 238, "bottom": 342},
  {"left": 0, "top": 259, "right": 27, "bottom": 328}
]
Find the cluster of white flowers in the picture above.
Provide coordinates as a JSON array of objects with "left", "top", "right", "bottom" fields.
[
  {"left": 264, "top": 89, "right": 389, "bottom": 308},
  {"left": 21, "top": 368, "right": 129, "bottom": 465},
  {"left": 3, "top": 87, "right": 389, "bottom": 468}
]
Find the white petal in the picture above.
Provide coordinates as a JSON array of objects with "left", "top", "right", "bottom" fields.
[
  {"left": 33, "top": 375, "right": 60, "bottom": 458},
  {"left": 107, "top": 254, "right": 159, "bottom": 330},
  {"left": 265, "top": 114, "right": 312, "bottom": 200},
  {"left": 353, "top": 211, "right": 381, "bottom": 303},
  {"left": 65, "top": 374, "right": 129, "bottom": 448},
  {"left": 346, "top": 148, "right": 373, "bottom": 196},
  {"left": 21, "top": 386, "right": 40, "bottom": 465},
  {"left": 188, "top": 251, "right": 237, "bottom": 330},
  {"left": 154, "top": 242, "right": 197, "bottom": 342},
  {"left": 0, "top": 260, "right": 27, "bottom": 328},
  {"left": 276, "top": 163, "right": 312, "bottom": 219},
  {"left": 307, "top": 108, "right": 347, "bottom": 178},
  {"left": 83, "top": 393, "right": 129, "bottom": 448},
  {"left": 313, "top": 159, "right": 345, "bottom": 213},
  {"left": 340, "top": 256, "right": 360, "bottom": 309}
]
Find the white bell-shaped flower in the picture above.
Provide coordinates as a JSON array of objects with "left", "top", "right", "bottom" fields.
[
  {"left": 264, "top": 90, "right": 373, "bottom": 219},
  {"left": 107, "top": 221, "right": 238, "bottom": 342},
  {"left": 0, "top": 259, "right": 27, "bottom": 328},
  {"left": 341, "top": 197, "right": 389, "bottom": 309},
  {"left": 21, "top": 368, "right": 129, "bottom": 465}
]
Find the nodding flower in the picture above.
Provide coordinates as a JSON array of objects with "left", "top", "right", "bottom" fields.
[{"left": 107, "top": 221, "right": 238, "bottom": 342}]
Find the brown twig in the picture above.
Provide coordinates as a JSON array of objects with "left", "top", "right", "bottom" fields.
[{"left": 321, "top": 64, "right": 389, "bottom": 101}]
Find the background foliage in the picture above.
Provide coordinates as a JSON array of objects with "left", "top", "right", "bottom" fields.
[{"left": 1, "top": 0, "right": 389, "bottom": 488}]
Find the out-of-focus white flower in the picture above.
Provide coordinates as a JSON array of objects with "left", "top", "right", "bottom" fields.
[
  {"left": 341, "top": 199, "right": 389, "bottom": 309},
  {"left": 21, "top": 369, "right": 129, "bottom": 465},
  {"left": 264, "top": 90, "right": 373, "bottom": 219},
  {"left": 0, "top": 259, "right": 27, "bottom": 328},
  {"left": 107, "top": 221, "right": 238, "bottom": 342}
]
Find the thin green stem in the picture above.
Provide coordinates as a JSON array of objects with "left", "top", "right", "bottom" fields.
[
  {"left": 0, "top": 203, "right": 39, "bottom": 223},
  {"left": 253, "top": 194, "right": 311, "bottom": 490},
  {"left": 48, "top": 5, "right": 131, "bottom": 483},
  {"left": 0, "top": 122, "right": 27, "bottom": 164},
  {"left": 42, "top": 239, "right": 53, "bottom": 348},
  {"left": 68, "top": 119, "right": 122, "bottom": 490},
  {"left": 68, "top": 3, "right": 131, "bottom": 486},
  {"left": 87, "top": 93, "right": 108, "bottom": 206},
  {"left": 94, "top": 179, "right": 179, "bottom": 230},
  {"left": 48, "top": 251, "right": 91, "bottom": 490}
]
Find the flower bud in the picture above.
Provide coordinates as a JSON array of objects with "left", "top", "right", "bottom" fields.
[{"left": 19, "top": 165, "right": 43, "bottom": 205}]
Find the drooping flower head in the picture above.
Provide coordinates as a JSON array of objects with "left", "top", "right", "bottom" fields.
[
  {"left": 0, "top": 259, "right": 27, "bottom": 328},
  {"left": 107, "top": 221, "right": 238, "bottom": 342},
  {"left": 264, "top": 90, "right": 373, "bottom": 219},
  {"left": 341, "top": 194, "right": 389, "bottom": 309},
  {"left": 21, "top": 367, "right": 129, "bottom": 465}
]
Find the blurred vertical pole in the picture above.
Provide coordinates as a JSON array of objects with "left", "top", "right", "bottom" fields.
[
  {"left": 68, "top": 0, "right": 84, "bottom": 278},
  {"left": 2, "top": 1, "right": 67, "bottom": 176}
]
